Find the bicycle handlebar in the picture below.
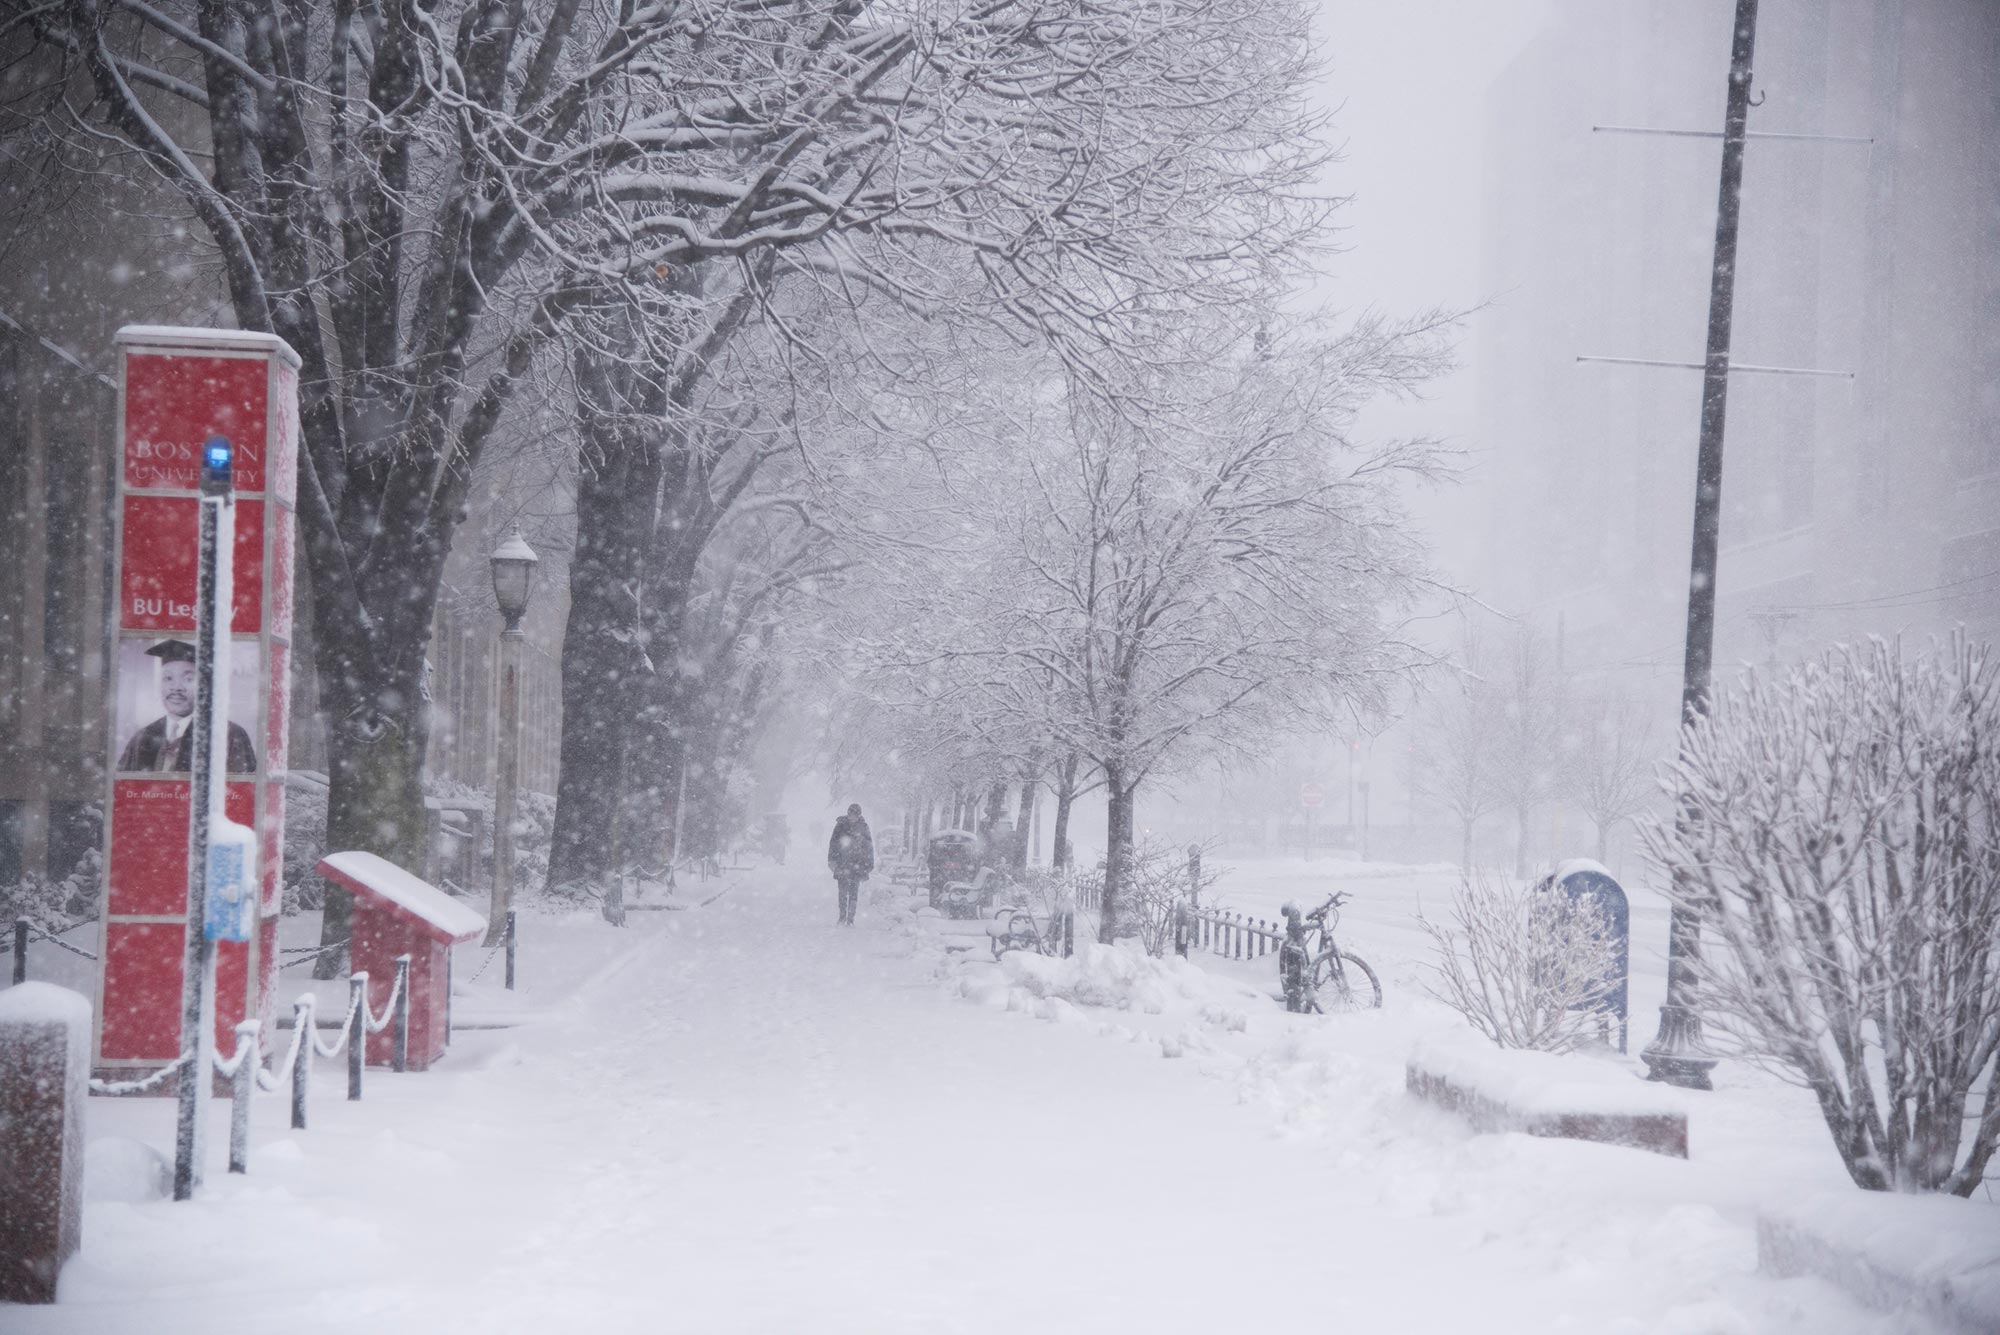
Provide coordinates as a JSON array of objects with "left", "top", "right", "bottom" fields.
[{"left": 1304, "top": 890, "right": 1351, "bottom": 922}]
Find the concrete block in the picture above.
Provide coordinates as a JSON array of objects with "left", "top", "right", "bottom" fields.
[{"left": 0, "top": 982, "right": 91, "bottom": 1303}]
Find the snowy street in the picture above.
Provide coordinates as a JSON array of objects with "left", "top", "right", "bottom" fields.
[
  {"left": 15, "top": 860, "right": 1927, "bottom": 1335},
  {"left": 3, "top": 0, "right": 1996, "bottom": 1327}
]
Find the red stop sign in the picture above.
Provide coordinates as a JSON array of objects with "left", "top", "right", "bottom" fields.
[{"left": 1301, "top": 783, "right": 1325, "bottom": 810}]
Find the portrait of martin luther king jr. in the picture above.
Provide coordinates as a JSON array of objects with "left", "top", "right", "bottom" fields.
[{"left": 117, "top": 639, "right": 258, "bottom": 774}]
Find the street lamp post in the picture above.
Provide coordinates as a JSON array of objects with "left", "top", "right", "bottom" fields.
[
  {"left": 1640, "top": 0, "right": 1760, "bottom": 1091},
  {"left": 485, "top": 530, "right": 538, "bottom": 949}
]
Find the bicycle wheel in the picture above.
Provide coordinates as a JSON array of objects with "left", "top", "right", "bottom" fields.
[{"left": 1309, "top": 949, "right": 1382, "bottom": 1012}]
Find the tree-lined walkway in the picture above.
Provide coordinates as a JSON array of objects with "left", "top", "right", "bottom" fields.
[{"left": 28, "top": 863, "right": 1899, "bottom": 1334}]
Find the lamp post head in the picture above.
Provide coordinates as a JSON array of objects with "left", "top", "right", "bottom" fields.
[{"left": 489, "top": 528, "right": 539, "bottom": 630}]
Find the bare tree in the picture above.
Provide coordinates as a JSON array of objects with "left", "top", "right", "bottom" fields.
[
  {"left": 1563, "top": 692, "right": 1661, "bottom": 863},
  {"left": 1410, "top": 649, "right": 1501, "bottom": 872},
  {"left": 1486, "top": 624, "right": 1567, "bottom": 878},
  {"left": 1644, "top": 635, "right": 2000, "bottom": 1195},
  {"left": 855, "top": 312, "right": 1452, "bottom": 940}
]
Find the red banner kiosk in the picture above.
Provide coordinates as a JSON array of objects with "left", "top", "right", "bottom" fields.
[{"left": 94, "top": 327, "right": 299, "bottom": 1081}]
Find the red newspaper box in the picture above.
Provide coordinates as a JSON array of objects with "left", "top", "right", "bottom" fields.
[{"left": 314, "top": 853, "right": 485, "bottom": 1071}]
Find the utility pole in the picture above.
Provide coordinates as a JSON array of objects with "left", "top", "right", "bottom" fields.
[{"left": 1640, "top": 0, "right": 1759, "bottom": 1092}]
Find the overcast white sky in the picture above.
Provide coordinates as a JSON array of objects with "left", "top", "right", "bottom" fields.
[{"left": 1308, "top": 1, "right": 1556, "bottom": 588}]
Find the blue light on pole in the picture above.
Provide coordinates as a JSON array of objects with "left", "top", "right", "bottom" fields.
[{"left": 202, "top": 435, "right": 233, "bottom": 493}]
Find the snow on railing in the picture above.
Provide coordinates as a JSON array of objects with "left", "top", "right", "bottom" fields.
[
  {"left": 1185, "top": 906, "right": 1284, "bottom": 961},
  {"left": 85, "top": 954, "right": 412, "bottom": 1181}
]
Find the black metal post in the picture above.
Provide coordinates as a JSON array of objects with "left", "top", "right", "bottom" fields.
[
  {"left": 1642, "top": 0, "right": 1759, "bottom": 1093},
  {"left": 392, "top": 956, "right": 410, "bottom": 1073},
  {"left": 173, "top": 436, "right": 233, "bottom": 1203},
  {"left": 347, "top": 973, "right": 366, "bottom": 1101},
  {"left": 505, "top": 909, "right": 517, "bottom": 991},
  {"left": 290, "top": 998, "right": 311, "bottom": 1130},
  {"left": 227, "top": 1022, "right": 256, "bottom": 1174},
  {"left": 12, "top": 919, "right": 25, "bottom": 985}
]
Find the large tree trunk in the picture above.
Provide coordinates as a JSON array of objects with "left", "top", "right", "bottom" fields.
[
  {"left": 547, "top": 348, "right": 666, "bottom": 893},
  {"left": 303, "top": 422, "right": 457, "bottom": 977},
  {"left": 312, "top": 653, "right": 434, "bottom": 976},
  {"left": 1012, "top": 774, "right": 1037, "bottom": 873},
  {"left": 548, "top": 271, "right": 753, "bottom": 894},
  {"left": 1050, "top": 752, "right": 1080, "bottom": 871},
  {"left": 1100, "top": 765, "right": 1136, "bottom": 943}
]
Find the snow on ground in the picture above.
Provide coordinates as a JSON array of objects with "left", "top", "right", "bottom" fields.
[{"left": 6, "top": 858, "right": 1983, "bottom": 1333}]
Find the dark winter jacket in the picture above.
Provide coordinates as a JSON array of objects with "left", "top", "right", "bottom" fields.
[
  {"left": 118, "top": 716, "right": 258, "bottom": 774},
  {"left": 827, "top": 815, "right": 875, "bottom": 879}
]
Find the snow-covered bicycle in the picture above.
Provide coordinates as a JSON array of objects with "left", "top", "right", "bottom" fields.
[{"left": 1278, "top": 892, "right": 1382, "bottom": 1013}]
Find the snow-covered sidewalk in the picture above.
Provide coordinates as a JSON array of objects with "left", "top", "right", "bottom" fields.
[{"left": 13, "top": 863, "right": 1953, "bottom": 1333}]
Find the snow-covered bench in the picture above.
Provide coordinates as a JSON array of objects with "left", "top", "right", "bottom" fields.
[
  {"left": 939, "top": 866, "right": 1000, "bottom": 920},
  {"left": 984, "top": 905, "right": 1060, "bottom": 958}
]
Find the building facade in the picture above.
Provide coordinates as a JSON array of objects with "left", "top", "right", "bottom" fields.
[
  {"left": 0, "top": 315, "right": 117, "bottom": 885},
  {"left": 1473, "top": 0, "right": 2000, "bottom": 700}
]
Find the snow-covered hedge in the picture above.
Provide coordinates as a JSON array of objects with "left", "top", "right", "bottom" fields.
[{"left": 1646, "top": 635, "right": 2000, "bottom": 1196}]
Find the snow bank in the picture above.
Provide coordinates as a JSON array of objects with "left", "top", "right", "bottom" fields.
[
  {"left": 83, "top": 1137, "right": 171, "bottom": 1204},
  {"left": 0, "top": 981, "right": 92, "bottom": 1086},
  {"left": 995, "top": 941, "right": 1207, "bottom": 1013},
  {"left": 1408, "top": 1036, "right": 1681, "bottom": 1120},
  {"left": 0, "top": 979, "right": 93, "bottom": 1030},
  {"left": 1758, "top": 1189, "right": 2000, "bottom": 1334},
  {"left": 1406, "top": 1035, "right": 1688, "bottom": 1157}
]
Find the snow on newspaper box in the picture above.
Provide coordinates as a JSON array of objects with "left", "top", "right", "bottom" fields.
[{"left": 316, "top": 852, "right": 485, "bottom": 1071}]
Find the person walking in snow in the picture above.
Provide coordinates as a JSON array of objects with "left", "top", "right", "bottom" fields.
[{"left": 827, "top": 804, "right": 875, "bottom": 925}]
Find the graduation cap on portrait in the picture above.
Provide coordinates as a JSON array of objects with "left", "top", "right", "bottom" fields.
[{"left": 145, "top": 639, "right": 197, "bottom": 665}]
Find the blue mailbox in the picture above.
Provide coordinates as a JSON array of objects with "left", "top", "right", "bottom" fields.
[{"left": 1543, "top": 859, "right": 1630, "bottom": 1052}]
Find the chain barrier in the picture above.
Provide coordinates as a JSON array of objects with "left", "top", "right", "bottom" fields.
[
  {"left": 464, "top": 910, "right": 516, "bottom": 989},
  {"left": 211, "top": 1023, "right": 261, "bottom": 1079},
  {"left": 278, "top": 938, "right": 349, "bottom": 972},
  {"left": 31, "top": 931, "right": 99, "bottom": 961},
  {"left": 79, "top": 958, "right": 412, "bottom": 1183},
  {"left": 362, "top": 963, "right": 407, "bottom": 1035},
  {"left": 257, "top": 997, "right": 313, "bottom": 1092},
  {"left": 310, "top": 982, "right": 366, "bottom": 1059},
  {"left": 11, "top": 916, "right": 101, "bottom": 980},
  {"left": 89, "top": 1052, "right": 192, "bottom": 1096}
]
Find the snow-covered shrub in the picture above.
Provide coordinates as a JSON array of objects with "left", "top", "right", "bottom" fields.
[
  {"left": 510, "top": 789, "right": 558, "bottom": 896},
  {"left": 1118, "top": 839, "right": 1220, "bottom": 957},
  {"left": 1420, "top": 874, "right": 1621, "bottom": 1053},
  {"left": 419, "top": 777, "right": 558, "bottom": 901},
  {"left": 1, "top": 846, "right": 102, "bottom": 931},
  {"left": 1644, "top": 635, "right": 2000, "bottom": 1196},
  {"left": 1010, "top": 862, "right": 1101, "bottom": 919},
  {"left": 281, "top": 778, "right": 330, "bottom": 913}
]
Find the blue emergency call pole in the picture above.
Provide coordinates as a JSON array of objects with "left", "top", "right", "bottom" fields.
[{"left": 173, "top": 434, "right": 243, "bottom": 1201}]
